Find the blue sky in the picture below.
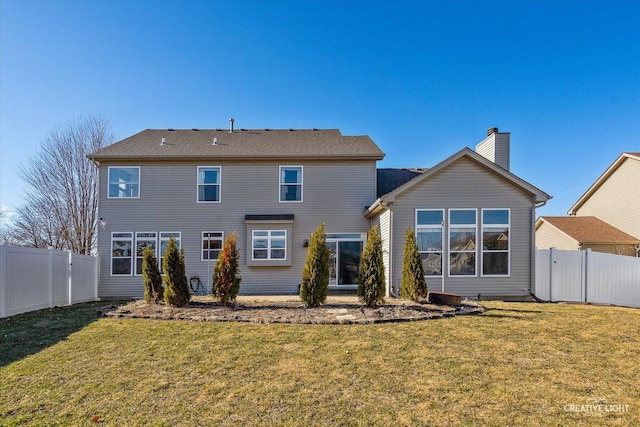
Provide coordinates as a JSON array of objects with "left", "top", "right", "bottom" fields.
[{"left": 1, "top": 0, "right": 638, "bottom": 219}]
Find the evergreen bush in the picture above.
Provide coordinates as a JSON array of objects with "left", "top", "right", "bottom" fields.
[
  {"left": 357, "top": 225, "right": 386, "bottom": 307},
  {"left": 212, "top": 232, "right": 241, "bottom": 306},
  {"left": 300, "top": 223, "right": 329, "bottom": 307},
  {"left": 163, "top": 236, "right": 190, "bottom": 307},
  {"left": 400, "top": 228, "right": 428, "bottom": 301},
  {"left": 142, "top": 246, "right": 163, "bottom": 303}
]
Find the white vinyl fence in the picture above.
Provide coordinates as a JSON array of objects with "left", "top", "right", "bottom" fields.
[
  {"left": 535, "top": 248, "right": 640, "bottom": 308},
  {"left": 0, "top": 245, "right": 98, "bottom": 318}
]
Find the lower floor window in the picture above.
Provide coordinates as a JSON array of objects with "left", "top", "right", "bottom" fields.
[
  {"left": 202, "top": 231, "right": 224, "bottom": 261},
  {"left": 415, "top": 208, "right": 510, "bottom": 278},
  {"left": 111, "top": 232, "right": 133, "bottom": 275},
  {"left": 135, "top": 232, "right": 157, "bottom": 275},
  {"left": 252, "top": 230, "right": 286, "bottom": 260},
  {"left": 111, "top": 231, "right": 181, "bottom": 276}
]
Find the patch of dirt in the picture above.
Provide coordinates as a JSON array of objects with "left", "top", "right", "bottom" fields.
[{"left": 99, "top": 296, "right": 485, "bottom": 324}]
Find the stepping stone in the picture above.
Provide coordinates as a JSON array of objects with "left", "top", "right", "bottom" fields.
[
  {"left": 336, "top": 314, "right": 355, "bottom": 320},
  {"left": 327, "top": 308, "right": 349, "bottom": 314}
]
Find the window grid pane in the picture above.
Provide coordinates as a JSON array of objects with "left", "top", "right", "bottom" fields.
[
  {"left": 482, "top": 209, "right": 510, "bottom": 276},
  {"left": 252, "top": 230, "right": 287, "bottom": 260},
  {"left": 416, "top": 210, "right": 444, "bottom": 277},
  {"left": 280, "top": 166, "right": 302, "bottom": 202},
  {"left": 202, "top": 232, "right": 224, "bottom": 261},
  {"left": 108, "top": 168, "right": 139, "bottom": 198}
]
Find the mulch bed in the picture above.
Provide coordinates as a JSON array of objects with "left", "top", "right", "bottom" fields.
[{"left": 99, "top": 296, "right": 485, "bottom": 325}]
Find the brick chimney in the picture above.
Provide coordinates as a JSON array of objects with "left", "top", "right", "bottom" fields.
[{"left": 476, "top": 127, "right": 510, "bottom": 171}]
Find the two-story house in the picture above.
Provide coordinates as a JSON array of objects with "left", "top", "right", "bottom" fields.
[
  {"left": 89, "top": 125, "right": 551, "bottom": 300},
  {"left": 536, "top": 152, "right": 640, "bottom": 257}
]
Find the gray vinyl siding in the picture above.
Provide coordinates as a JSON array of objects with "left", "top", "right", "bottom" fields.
[
  {"left": 574, "top": 158, "right": 640, "bottom": 239},
  {"left": 97, "top": 159, "right": 376, "bottom": 298},
  {"left": 535, "top": 222, "right": 579, "bottom": 250},
  {"left": 385, "top": 156, "right": 535, "bottom": 299}
]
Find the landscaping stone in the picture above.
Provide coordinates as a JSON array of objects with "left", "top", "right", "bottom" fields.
[{"left": 100, "top": 296, "right": 485, "bottom": 324}]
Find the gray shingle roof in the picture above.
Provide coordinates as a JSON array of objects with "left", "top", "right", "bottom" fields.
[
  {"left": 377, "top": 168, "right": 427, "bottom": 198},
  {"left": 88, "top": 129, "right": 384, "bottom": 161}
]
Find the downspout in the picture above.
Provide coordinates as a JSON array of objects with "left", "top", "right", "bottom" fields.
[
  {"left": 531, "top": 200, "right": 549, "bottom": 302},
  {"left": 370, "top": 201, "right": 395, "bottom": 298}
]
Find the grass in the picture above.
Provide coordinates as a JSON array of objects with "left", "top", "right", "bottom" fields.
[{"left": 1, "top": 301, "right": 639, "bottom": 426}]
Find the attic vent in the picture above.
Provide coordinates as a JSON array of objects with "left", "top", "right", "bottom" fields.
[
  {"left": 192, "top": 128, "right": 199, "bottom": 131},
  {"left": 288, "top": 129, "right": 295, "bottom": 131},
  {"left": 264, "top": 128, "right": 271, "bottom": 131},
  {"left": 487, "top": 127, "right": 499, "bottom": 136},
  {"left": 312, "top": 128, "right": 319, "bottom": 131},
  {"left": 240, "top": 128, "right": 247, "bottom": 131},
  {"left": 168, "top": 128, "right": 175, "bottom": 131}
]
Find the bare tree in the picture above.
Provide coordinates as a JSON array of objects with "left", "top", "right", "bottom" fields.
[{"left": 11, "top": 116, "right": 114, "bottom": 254}]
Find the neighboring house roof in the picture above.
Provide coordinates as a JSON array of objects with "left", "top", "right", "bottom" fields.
[
  {"left": 365, "top": 147, "right": 551, "bottom": 218},
  {"left": 376, "top": 168, "right": 427, "bottom": 198},
  {"left": 536, "top": 216, "right": 640, "bottom": 244},
  {"left": 88, "top": 129, "right": 385, "bottom": 161},
  {"left": 569, "top": 152, "right": 640, "bottom": 214}
]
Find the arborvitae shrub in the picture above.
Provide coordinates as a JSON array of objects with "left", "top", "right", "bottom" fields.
[
  {"left": 142, "top": 246, "right": 163, "bottom": 303},
  {"left": 300, "top": 223, "right": 329, "bottom": 307},
  {"left": 163, "top": 236, "right": 190, "bottom": 307},
  {"left": 212, "top": 232, "right": 241, "bottom": 306},
  {"left": 357, "top": 225, "right": 386, "bottom": 307},
  {"left": 400, "top": 228, "right": 428, "bottom": 301}
]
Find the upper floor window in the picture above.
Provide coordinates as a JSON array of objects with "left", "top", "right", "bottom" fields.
[
  {"left": 449, "top": 209, "right": 477, "bottom": 276},
  {"left": 481, "top": 209, "right": 510, "bottom": 276},
  {"left": 416, "top": 209, "right": 444, "bottom": 276},
  {"left": 197, "top": 166, "right": 221, "bottom": 202},
  {"left": 108, "top": 167, "right": 140, "bottom": 198},
  {"left": 279, "top": 166, "right": 303, "bottom": 202}
]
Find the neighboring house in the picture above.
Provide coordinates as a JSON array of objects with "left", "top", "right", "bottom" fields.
[
  {"left": 89, "top": 125, "right": 551, "bottom": 300},
  {"left": 535, "top": 216, "right": 640, "bottom": 256},
  {"left": 536, "top": 152, "right": 640, "bottom": 257}
]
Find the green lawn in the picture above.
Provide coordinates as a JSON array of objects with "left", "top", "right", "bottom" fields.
[{"left": 1, "top": 301, "right": 638, "bottom": 426}]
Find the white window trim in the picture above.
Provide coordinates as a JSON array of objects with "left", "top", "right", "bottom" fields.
[
  {"left": 279, "top": 165, "right": 303, "bottom": 203},
  {"left": 111, "top": 232, "right": 134, "bottom": 276},
  {"left": 134, "top": 232, "right": 158, "bottom": 276},
  {"left": 415, "top": 209, "right": 444, "bottom": 277},
  {"left": 448, "top": 208, "right": 478, "bottom": 277},
  {"left": 196, "top": 166, "right": 222, "bottom": 203},
  {"left": 107, "top": 166, "right": 141, "bottom": 199},
  {"left": 201, "top": 231, "right": 225, "bottom": 262},
  {"left": 480, "top": 208, "right": 511, "bottom": 277},
  {"left": 252, "top": 230, "right": 287, "bottom": 261}
]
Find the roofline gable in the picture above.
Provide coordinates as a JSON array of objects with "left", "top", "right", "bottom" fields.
[
  {"left": 365, "top": 147, "right": 551, "bottom": 218},
  {"left": 535, "top": 217, "right": 580, "bottom": 244},
  {"left": 569, "top": 152, "right": 640, "bottom": 214}
]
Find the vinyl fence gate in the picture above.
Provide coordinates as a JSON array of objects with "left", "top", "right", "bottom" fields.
[
  {"left": 535, "top": 248, "right": 640, "bottom": 308},
  {"left": 0, "top": 245, "right": 98, "bottom": 318}
]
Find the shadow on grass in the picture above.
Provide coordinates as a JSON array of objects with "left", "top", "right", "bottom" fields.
[{"left": 0, "top": 301, "right": 123, "bottom": 368}]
